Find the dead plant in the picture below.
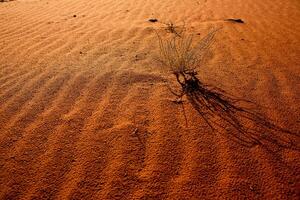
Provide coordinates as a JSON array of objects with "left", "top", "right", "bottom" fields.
[
  {"left": 156, "top": 27, "right": 299, "bottom": 150},
  {"left": 157, "top": 28, "right": 216, "bottom": 76},
  {"left": 162, "top": 21, "right": 186, "bottom": 37}
]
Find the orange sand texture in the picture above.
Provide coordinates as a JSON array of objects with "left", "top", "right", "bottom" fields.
[{"left": 0, "top": 0, "right": 299, "bottom": 199}]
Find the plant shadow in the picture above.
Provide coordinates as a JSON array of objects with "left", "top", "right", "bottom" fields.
[{"left": 170, "top": 73, "right": 300, "bottom": 151}]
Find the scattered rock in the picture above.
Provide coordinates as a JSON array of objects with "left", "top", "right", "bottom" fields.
[
  {"left": 0, "top": 0, "right": 14, "bottom": 2},
  {"left": 73, "top": 15, "right": 77, "bottom": 18},
  {"left": 134, "top": 55, "right": 139, "bottom": 61},
  {"left": 148, "top": 18, "right": 158, "bottom": 23},
  {"left": 225, "top": 18, "right": 244, "bottom": 23}
]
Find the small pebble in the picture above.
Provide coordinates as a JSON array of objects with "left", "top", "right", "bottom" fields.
[{"left": 148, "top": 18, "right": 158, "bottom": 23}]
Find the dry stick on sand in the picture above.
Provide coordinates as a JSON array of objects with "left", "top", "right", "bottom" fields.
[
  {"left": 160, "top": 21, "right": 186, "bottom": 37},
  {"left": 156, "top": 26, "right": 299, "bottom": 150}
]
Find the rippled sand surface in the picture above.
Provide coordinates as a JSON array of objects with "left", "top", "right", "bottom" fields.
[{"left": 0, "top": 0, "right": 299, "bottom": 199}]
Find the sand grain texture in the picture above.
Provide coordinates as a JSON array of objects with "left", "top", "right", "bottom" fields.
[{"left": 0, "top": 0, "right": 299, "bottom": 199}]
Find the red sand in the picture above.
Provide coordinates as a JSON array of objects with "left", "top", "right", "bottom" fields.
[{"left": 0, "top": 0, "right": 299, "bottom": 199}]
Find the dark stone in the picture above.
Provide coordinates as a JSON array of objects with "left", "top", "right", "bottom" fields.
[
  {"left": 148, "top": 18, "right": 158, "bottom": 23},
  {"left": 226, "top": 18, "right": 244, "bottom": 23}
]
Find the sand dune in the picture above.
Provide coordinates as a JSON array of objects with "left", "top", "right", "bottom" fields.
[{"left": 0, "top": 0, "right": 299, "bottom": 199}]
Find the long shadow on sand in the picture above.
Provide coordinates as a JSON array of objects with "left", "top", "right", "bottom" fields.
[{"left": 170, "top": 71, "right": 300, "bottom": 151}]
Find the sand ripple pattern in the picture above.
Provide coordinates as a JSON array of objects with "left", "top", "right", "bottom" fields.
[{"left": 0, "top": 0, "right": 299, "bottom": 199}]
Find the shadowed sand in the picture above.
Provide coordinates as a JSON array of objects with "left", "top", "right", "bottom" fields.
[{"left": 0, "top": 0, "right": 299, "bottom": 199}]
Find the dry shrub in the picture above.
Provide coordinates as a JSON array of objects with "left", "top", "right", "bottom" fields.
[
  {"left": 162, "top": 21, "right": 186, "bottom": 37},
  {"left": 156, "top": 25, "right": 298, "bottom": 150},
  {"left": 156, "top": 27, "right": 217, "bottom": 94}
]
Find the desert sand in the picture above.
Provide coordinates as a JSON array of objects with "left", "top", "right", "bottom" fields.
[{"left": 0, "top": 0, "right": 299, "bottom": 199}]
